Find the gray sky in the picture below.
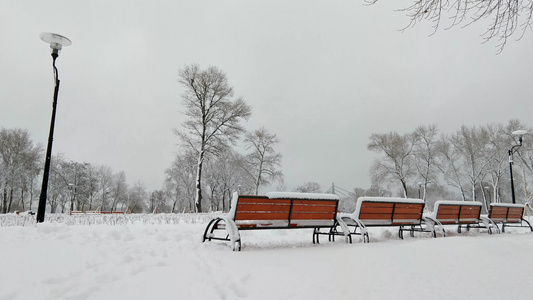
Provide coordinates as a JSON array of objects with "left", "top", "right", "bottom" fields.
[{"left": 1, "top": 0, "right": 532, "bottom": 193}]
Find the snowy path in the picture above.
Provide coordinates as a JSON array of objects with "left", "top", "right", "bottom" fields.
[{"left": 1, "top": 220, "right": 532, "bottom": 300}]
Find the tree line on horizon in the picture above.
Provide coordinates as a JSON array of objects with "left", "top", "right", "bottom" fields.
[
  {"left": 365, "top": 119, "right": 533, "bottom": 213},
  {"left": 2, "top": 64, "right": 532, "bottom": 215},
  {"left": 0, "top": 128, "right": 150, "bottom": 214},
  {"left": 2, "top": 119, "right": 531, "bottom": 215}
]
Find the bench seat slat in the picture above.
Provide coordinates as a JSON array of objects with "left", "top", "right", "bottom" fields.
[
  {"left": 235, "top": 212, "right": 290, "bottom": 221},
  {"left": 236, "top": 203, "right": 291, "bottom": 213},
  {"left": 291, "top": 212, "right": 336, "bottom": 220},
  {"left": 359, "top": 213, "right": 394, "bottom": 220}
]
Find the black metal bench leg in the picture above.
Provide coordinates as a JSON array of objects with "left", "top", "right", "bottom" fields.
[
  {"left": 202, "top": 218, "right": 222, "bottom": 242},
  {"left": 313, "top": 228, "right": 320, "bottom": 244},
  {"left": 523, "top": 219, "right": 533, "bottom": 232}
]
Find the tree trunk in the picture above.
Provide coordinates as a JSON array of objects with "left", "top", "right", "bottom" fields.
[
  {"left": 2, "top": 187, "right": 7, "bottom": 213},
  {"left": 401, "top": 180, "right": 408, "bottom": 198},
  {"left": 195, "top": 151, "right": 204, "bottom": 213},
  {"left": 7, "top": 188, "right": 13, "bottom": 213}
]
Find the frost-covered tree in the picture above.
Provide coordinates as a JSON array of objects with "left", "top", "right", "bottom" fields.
[
  {"left": 243, "top": 127, "right": 283, "bottom": 195},
  {"left": 368, "top": 132, "right": 416, "bottom": 198},
  {"left": 176, "top": 64, "right": 252, "bottom": 213},
  {"left": 0, "top": 128, "right": 42, "bottom": 213},
  {"left": 452, "top": 125, "right": 493, "bottom": 202},
  {"left": 413, "top": 124, "right": 439, "bottom": 201},
  {"left": 294, "top": 182, "right": 322, "bottom": 193},
  {"left": 165, "top": 151, "right": 198, "bottom": 213},
  {"left": 127, "top": 181, "right": 147, "bottom": 213},
  {"left": 110, "top": 171, "right": 128, "bottom": 212}
]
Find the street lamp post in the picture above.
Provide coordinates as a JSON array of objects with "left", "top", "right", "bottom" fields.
[
  {"left": 36, "top": 33, "right": 72, "bottom": 223},
  {"left": 417, "top": 181, "right": 431, "bottom": 200},
  {"left": 509, "top": 130, "right": 527, "bottom": 205},
  {"left": 484, "top": 186, "right": 491, "bottom": 203}
]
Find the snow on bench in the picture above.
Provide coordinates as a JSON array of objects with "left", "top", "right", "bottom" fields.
[
  {"left": 423, "top": 200, "right": 498, "bottom": 236},
  {"left": 488, "top": 203, "right": 532, "bottom": 232},
  {"left": 202, "top": 192, "right": 341, "bottom": 251},
  {"left": 331, "top": 197, "right": 425, "bottom": 243}
]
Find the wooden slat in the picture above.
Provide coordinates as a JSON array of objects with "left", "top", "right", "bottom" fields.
[
  {"left": 291, "top": 204, "right": 337, "bottom": 213},
  {"left": 393, "top": 213, "right": 423, "bottom": 220},
  {"left": 489, "top": 208, "right": 508, "bottom": 219},
  {"left": 235, "top": 212, "right": 289, "bottom": 221},
  {"left": 394, "top": 207, "right": 423, "bottom": 214},
  {"left": 359, "top": 213, "right": 393, "bottom": 220},
  {"left": 292, "top": 199, "right": 337, "bottom": 206},
  {"left": 291, "top": 212, "right": 336, "bottom": 220},
  {"left": 436, "top": 205, "right": 461, "bottom": 221},
  {"left": 237, "top": 203, "right": 291, "bottom": 213},
  {"left": 437, "top": 206, "right": 460, "bottom": 213},
  {"left": 361, "top": 202, "right": 395, "bottom": 208},
  {"left": 237, "top": 197, "right": 290, "bottom": 205},
  {"left": 359, "top": 207, "right": 394, "bottom": 214},
  {"left": 508, "top": 207, "right": 524, "bottom": 219},
  {"left": 459, "top": 207, "right": 481, "bottom": 220}
]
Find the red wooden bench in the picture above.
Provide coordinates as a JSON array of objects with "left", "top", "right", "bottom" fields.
[
  {"left": 331, "top": 197, "right": 425, "bottom": 243},
  {"left": 488, "top": 203, "right": 532, "bottom": 232},
  {"left": 423, "top": 200, "right": 498, "bottom": 236},
  {"left": 202, "top": 192, "right": 340, "bottom": 251}
]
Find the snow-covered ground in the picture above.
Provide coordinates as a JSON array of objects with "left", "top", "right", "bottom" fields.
[{"left": 1, "top": 214, "right": 532, "bottom": 300}]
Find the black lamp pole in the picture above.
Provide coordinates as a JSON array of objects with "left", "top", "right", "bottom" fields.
[
  {"left": 36, "top": 33, "right": 71, "bottom": 223},
  {"left": 508, "top": 131, "right": 525, "bottom": 205}
]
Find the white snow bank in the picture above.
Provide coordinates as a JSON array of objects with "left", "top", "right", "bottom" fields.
[{"left": 1, "top": 214, "right": 533, "bottom": 300}]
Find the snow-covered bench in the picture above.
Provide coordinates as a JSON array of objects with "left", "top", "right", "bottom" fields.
[
  {"left": 331, "top": 197, "right": 425, "bottom": 243},
  {"left": 202, "top": 192, "right": 340, "bottom": 251},
  {"left": 488, "top": 203, "right": 532, "bottom": 233},
  {"left": 423, "top": 200, "right": 498, "bottom": 236}
]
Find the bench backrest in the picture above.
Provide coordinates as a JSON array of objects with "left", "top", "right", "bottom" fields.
[
  {"left": 355, "top": 197, "right": 425, "bottom": 226},
  {"left": 489, "top": 204, "right": 524, "bottom": 223},
  {"left": 231, "top": 193, "right": 338, "bottom": 229},
  {"left": 433, "top": 201, "right": 482, "bottom": 224}
]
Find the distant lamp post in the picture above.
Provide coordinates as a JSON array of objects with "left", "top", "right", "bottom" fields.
[
  {"left": 417, "top": 181, "right": 431, "bottom": 200},
  {"left": 509, "top": 130, "right": 527, "bottom": 204},
  {"left": 484, "top": 186, "right": 491, "bottom": 203},
  {"left": 36, "top": 33, "right": 72, "bottom": 223}
]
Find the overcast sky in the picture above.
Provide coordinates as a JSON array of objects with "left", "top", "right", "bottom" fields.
[{"left": 1, "top": 0, "right": 532, "bottom": 193}]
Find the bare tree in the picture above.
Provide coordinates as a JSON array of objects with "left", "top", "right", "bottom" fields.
[
  {"left": 435, "top": 135, "right": 468, "bottom": 200},
  {"left": 294, "top": 182, "right": 322, "bottom": 193},
  {"left": 165, "top": 151, "right": 197, "bottom": 213},
  {"left": 97, "top": 165, "right": 113, "bottom": 211},
  {"left": 369, "top": 0, "right": 533, "bottom": 52},
  {"left": 0, "top": 128, "right": 42, "bottom": 213},
  {"left": 110, "top": 171, "right": 128, "bottom": 212},
  {"left": 452, "top": 125, "right": 493, "bottom": 201},
  {"left": 413, "top": 124, "right": 439, "bottom": 201},
  {"left": 204, "top": 149, "right": 254, "bottom": 211},
  {"left": 176, "top": 64, "right": 252, "bottom": 212},
  {"left": 483, "top": 123, "right": 512, "bottom": 204},
  {"left": 127, "top": 181, "right": 147, "bottom": 213},
  {"left": 368, "top": 132, "right": 416, "bottom": 198},
  {"left": 243, "top": 127, "right": 283, "bottom": 195}
]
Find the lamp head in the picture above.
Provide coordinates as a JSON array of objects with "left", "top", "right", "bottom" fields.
[
  {"left": 40, "top": 32, "right": 71, "bottom": 56},
  {"left": 512, "top": 129, "right": 527, "bottom": 144}
]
